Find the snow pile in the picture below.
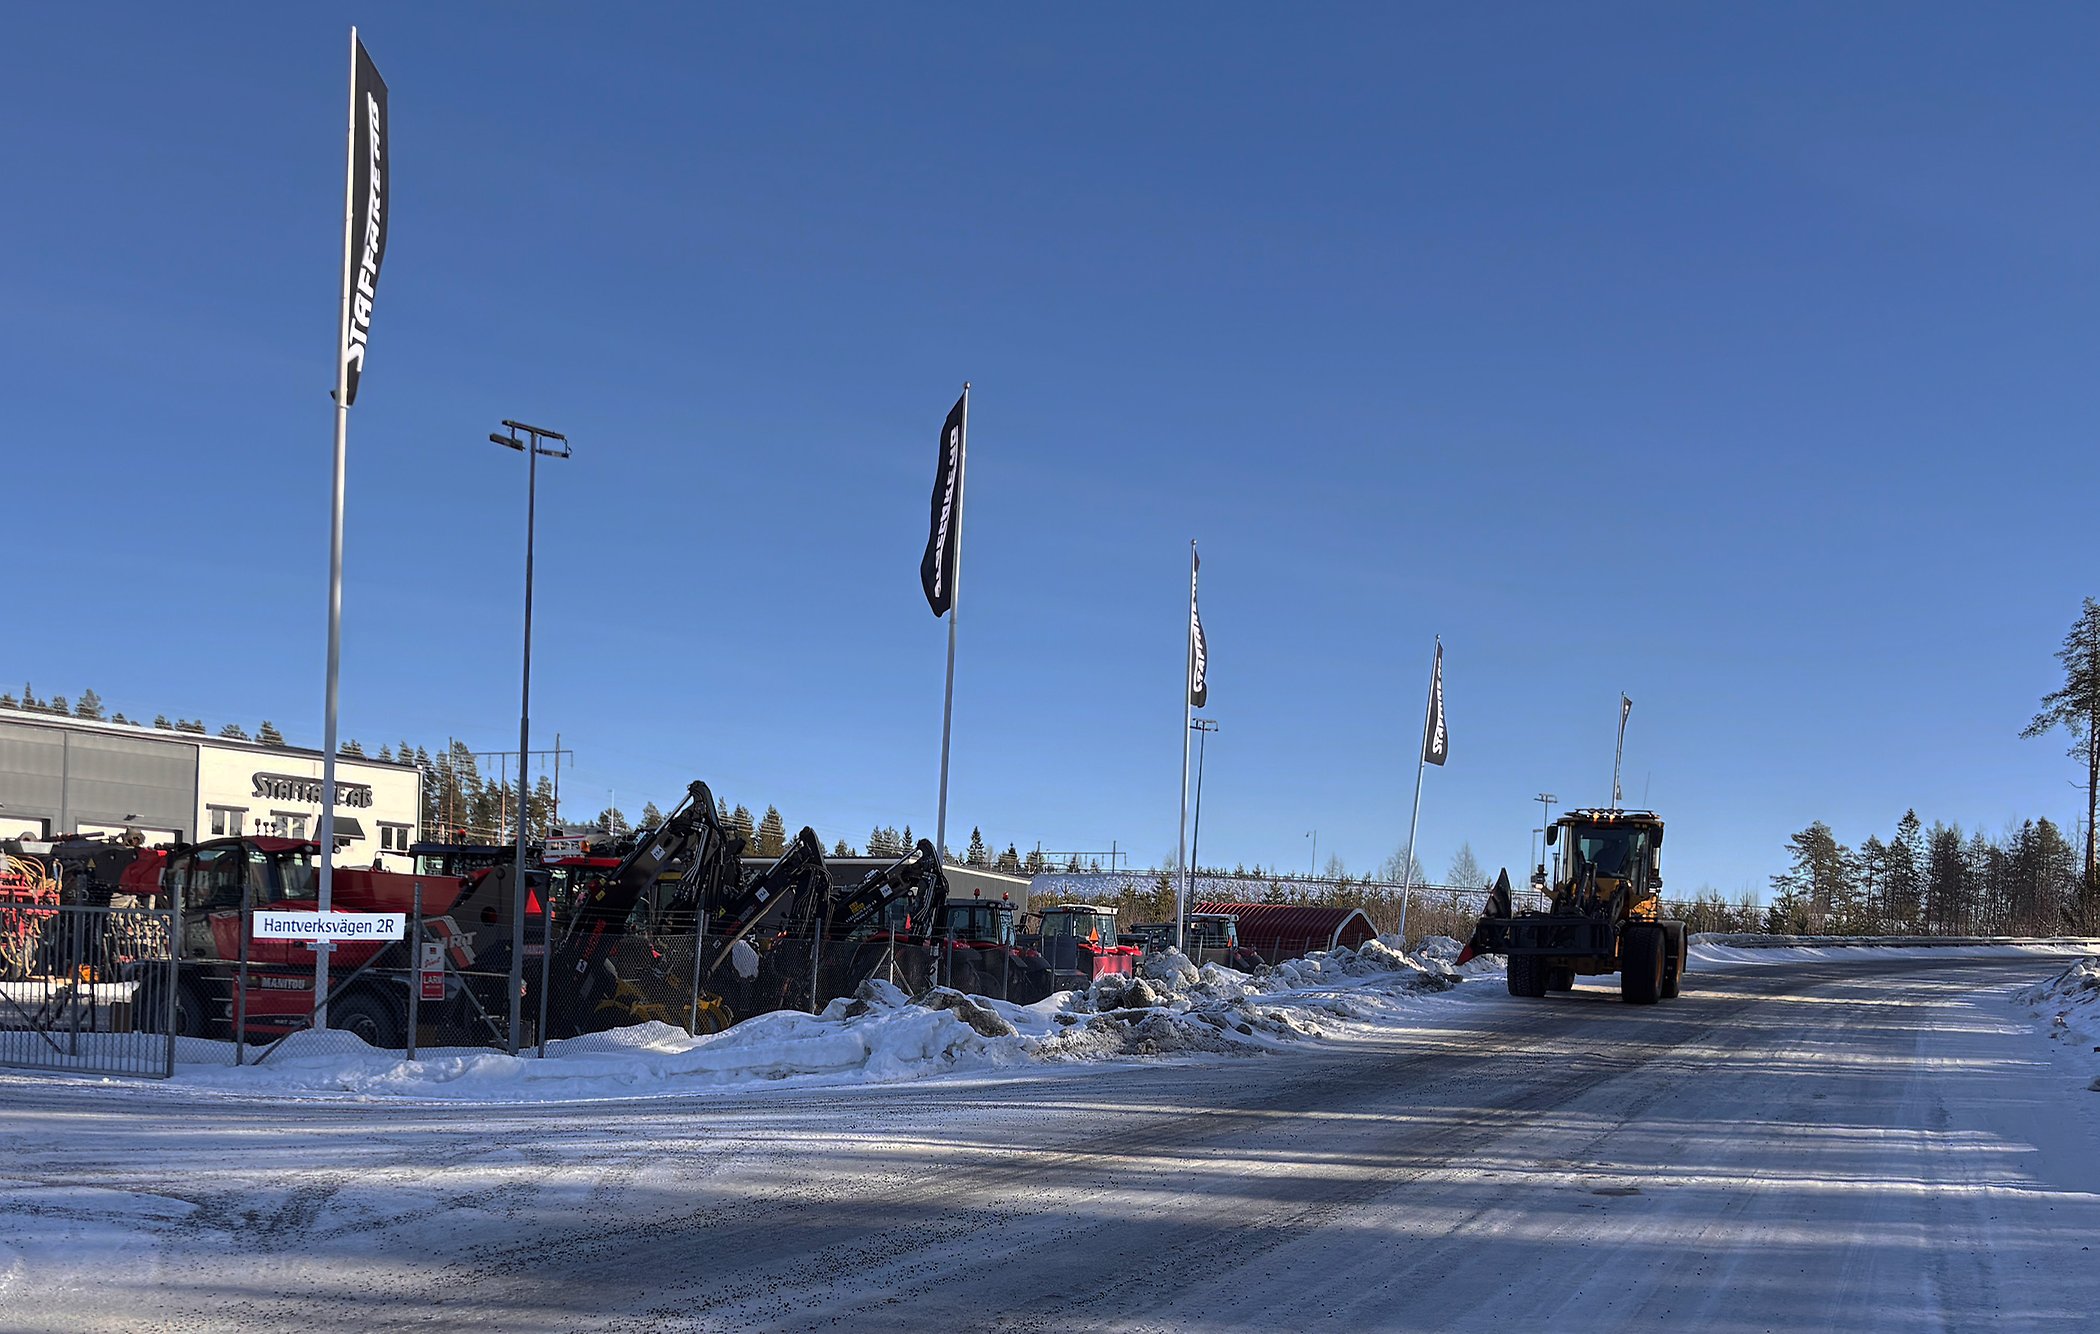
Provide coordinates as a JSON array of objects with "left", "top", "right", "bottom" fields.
[
  {"left": 2010, "top": 957, "right": 2100, "bottom": 1083},
  {"left": 991, "top": 938, "right": 1470, "bottom": 1062},
  {"left": 168, "top": 984, "right": 1032, "bottom": 1102},
  {"left": 63, "top": 938, "right": 1483, "bottom": 1104}
]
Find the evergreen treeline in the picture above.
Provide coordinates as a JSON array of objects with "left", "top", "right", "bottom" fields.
[{"left": 1768, "top": 812, "right": 2091, "bottom": 936}]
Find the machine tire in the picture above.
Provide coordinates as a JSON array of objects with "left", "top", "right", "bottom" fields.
[
  {"left": 137, "top": 978, "right": 209, "bottom": 1037},
  {"left": 1546, "top": 966, "right": 1575, "bottom": 993},
  {"left": 1660, "top": 922, "right": 1685, "bottom": 998},
  {"left": 328, "top": 990, "right": 403, "bottom": 1049},
  {"left": 1506, "top": 953, "right": 1549, "bottom": 998},
  {"left": 1620, "top": 926, "right": 1664, "bottom": 1005}
]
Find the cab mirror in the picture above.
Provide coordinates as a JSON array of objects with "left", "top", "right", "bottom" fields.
[{"left": 1544, "top": 826, "right": 1558, "bottom": 847}]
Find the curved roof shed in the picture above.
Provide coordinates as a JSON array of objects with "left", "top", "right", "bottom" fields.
[{"left": 1194, "top": 902, "right": 1379, "bottom": 961}]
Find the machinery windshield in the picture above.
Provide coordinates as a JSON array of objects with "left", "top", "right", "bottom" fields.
[
  {"left": 941, "top": 901, "right": 1014, "bottom": 945},
  {"left": 271, "top": 848, "right": 319, "bottom": 902},
  {"left": 1044, "top": 910, "right": 1115, "bottom": 943},
  {"left": 1565, "top": 827, "right": 1647, "bottom": 881}
]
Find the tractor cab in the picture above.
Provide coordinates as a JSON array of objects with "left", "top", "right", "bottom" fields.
[
  {"left": 1546, "top": 810, "right": 1664, "bottom": 911},
  {"left": 930, "top": 897, "right": 1016, "bottom": 946},
  {"left": 1026, "top": 904, "right": 1138, "bottom": 984}
]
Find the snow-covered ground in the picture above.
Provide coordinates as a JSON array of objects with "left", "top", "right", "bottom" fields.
[
  {"left": 2009, "top": 954, "right": 2100, "bottom": 1088},
  {"left": 4, "top": 944, "right": 2098, "bottom": 1331}
]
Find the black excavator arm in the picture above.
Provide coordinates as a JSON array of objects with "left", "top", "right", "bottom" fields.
[
  {"left": 697, "top": 826, "right": 832, "bottom": 979},
  {"left": 563, "top": 782, "right": 737, "bottom": 970},
  {"left": 829, "top": 839, "right": 949, "bottom": 939}
]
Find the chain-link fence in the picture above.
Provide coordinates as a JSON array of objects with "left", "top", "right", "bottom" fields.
[{"left": 0, "top": 902, "right": 177, "bottom": 1078}]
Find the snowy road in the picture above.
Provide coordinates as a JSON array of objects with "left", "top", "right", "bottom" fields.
[{"left": 4, "top": 956, "right": 2097, "bottom": 1332}]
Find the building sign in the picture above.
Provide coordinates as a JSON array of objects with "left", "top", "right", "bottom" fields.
[
  {"left": 253, "top": 911, "right": 405, "bottom": 941},
  {"left": 252, "top": 772, "right": 374, "bottom": 809}
]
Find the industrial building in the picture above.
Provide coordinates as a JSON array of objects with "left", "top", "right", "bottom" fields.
[{"left": 0, "top": 707, "right": 422, "bottom": 866}]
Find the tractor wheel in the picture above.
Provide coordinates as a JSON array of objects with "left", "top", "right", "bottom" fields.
[
  {"left": 1546, "top": 967, "right": 1575, "bottom": 992},
  {"left": 136, "top": 978, "right": 210, "bottom": 1037},
  {"left": 1506, "top": 953, "right": 1549, "bottom": 998},
  {"left": 1620, "top": 926, "right": 1664, "bottom": 1005},
  {"left": 327, "top": 990, "right": 403, "bottom": 1049}
]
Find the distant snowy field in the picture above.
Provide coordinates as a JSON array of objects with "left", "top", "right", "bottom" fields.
[{"left": 20, "top": 935, "right": 2093, "bottom": 1107}]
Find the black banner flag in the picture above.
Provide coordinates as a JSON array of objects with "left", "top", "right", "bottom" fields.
[
  {"left": 920, "top": 392, "right": 967, "bottom": 616},
  {"left": 1423, "top": 640, "right": 1448, "bottom": 766},
  {"left": 1189, "top": 548, "right": 1207, "bottom": 708},
  {"left": 341, "top": 36, "right": 390, "bottom": 407}
]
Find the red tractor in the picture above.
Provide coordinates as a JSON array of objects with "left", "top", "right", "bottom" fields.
[{"left": 1022, "top": 904, "right": 1141, "bottom": 993}]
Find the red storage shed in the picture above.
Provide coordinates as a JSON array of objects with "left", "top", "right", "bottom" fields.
[{"left": 1194, "top": 902, "right": 1379, "bottom": 962}]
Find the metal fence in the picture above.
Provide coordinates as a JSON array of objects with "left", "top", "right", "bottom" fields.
[{"left": 0, "top": 903, "right": 177, "bottom": 1078}]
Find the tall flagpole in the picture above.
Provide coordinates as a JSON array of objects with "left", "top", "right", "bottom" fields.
[
  {"left": 934, "top": 383, "right": 970, "bottom": 863},
  {"left": 1175, "top": 540, "right": 1196, "bottom": 953},
  {"left": 314, "top": 26, "right": 359, "bottom": 1026},
  {"left": 1398, "top": 637, "right": 1437, "bottom": 942}
]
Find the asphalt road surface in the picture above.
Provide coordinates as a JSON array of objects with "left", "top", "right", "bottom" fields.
[{"left": 4, "top": 957, "right": 2095, "bottom": 1333}]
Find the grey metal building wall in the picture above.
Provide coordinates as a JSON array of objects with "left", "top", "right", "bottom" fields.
[{"left": 0, "top": 720, "right": 196, "bottom": 839}]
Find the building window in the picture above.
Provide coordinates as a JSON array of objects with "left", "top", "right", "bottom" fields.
[
  {"left": 379, "top": 823, "right": 412, "bottom": 852},
  {"left": 208, "top": 806, "right": 246, "bottom": 838},
  {"left": 268, "top": 812, "right": 309, "bottom": 840}
]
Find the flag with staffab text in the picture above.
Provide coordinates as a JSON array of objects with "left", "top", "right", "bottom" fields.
[
  {"left": 921, "top": 392, "right": 967, "bottom": 616},
  {"left": 340, "top": 35, "right": 389, "bottom": 406},
  {"left": 1189, "top": 547, "right": 1207, "bottom": 708},
  {"left": 1423, "top": 640, "right": 1448, "bottom": 766}
]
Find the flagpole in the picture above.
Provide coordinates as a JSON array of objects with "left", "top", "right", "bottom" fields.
[
  {"left": 1398, "top": 638, "right": 1437, "bottom": 942},
  {"left": 934, "top": 383, "right": 970, "bottom": 863},
  {"left": 1175, "top": 541, "right": 1196, "bottom": 953},
  {"left": 314, "top": 25, "right": 359, "bottom": 1027}
]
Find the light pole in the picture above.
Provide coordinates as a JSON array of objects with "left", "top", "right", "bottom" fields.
[
  {"left": 492, "top": 419, "right": 570, "bottom": 1055},
  {"left": 1535, "top": 792, "right": 1557, "bottom": 883},
  {"left": 1188, "top": 719, "right": 1217, "bottom": 895},
  {"left": 1306, "top": 829, "right": 1317, "bottom": 878}
]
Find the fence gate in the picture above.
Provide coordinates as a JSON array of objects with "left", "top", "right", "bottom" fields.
[{"left": 0, "top": 903, "right": 177, "bottom": 1079}]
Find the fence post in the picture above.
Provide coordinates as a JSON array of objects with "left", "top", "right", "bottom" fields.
[
  {"left": 407, "top": 881, "right": 421, "bottom": 1062},
  {"left": 235, "top": 871, "right": 252, "bottom": 1067},
  {"left": 165, "top": 887, "right": 181, "bottom": 1077},
  {"left": 687, "top": 903, "right": 707, "bottom": 1034},
  {"left": 809, "top": 932, "right": 821, "bottom": 1015},
  {"left": 66, "top": 908, "right": 83, "bottom": 1058}
]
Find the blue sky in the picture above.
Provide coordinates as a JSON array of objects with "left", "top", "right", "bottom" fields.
[{"left": 8, "top": 4, "right": 2097, "bottom": 896}]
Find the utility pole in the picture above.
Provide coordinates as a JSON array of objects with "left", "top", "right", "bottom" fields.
[{"left": 1536, "top": 792, "right": 1557, "bottom": 882}]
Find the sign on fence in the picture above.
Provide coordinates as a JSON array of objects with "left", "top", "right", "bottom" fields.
[
  {"left": 252, "top": 912, "right": 406, "bottom": 942},
  {"left": 418, "top": 940, "right": 444, "bottom": 999}
]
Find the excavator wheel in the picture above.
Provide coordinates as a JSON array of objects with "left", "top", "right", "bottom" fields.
[
  {"left": 1506, "top": 953, "right": 1549, "bottom": 998},
  {"left": 1619, "top": 926, "right": 1665, "bottom": 1005}
]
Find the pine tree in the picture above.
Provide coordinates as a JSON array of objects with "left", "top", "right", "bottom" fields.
[
  {"left": 833, "top": 838, "right": 853, "bottom": 857},
  {"left": 755, "top": 806, "right": 788, "bottom": 858},
  {"left": 49, "top": 696, "right": 69, "bottom": 716},
  {"left": 1886, "top": 810, "right": 1925, "bottom": 931},
  {"left": 596, "top": 807, "right": 630, "bottom": 835},
  {"left": 219, "top": 723, "right": 248, "bottom": 739},
  {"left": 376, "top": 744, "right": 392, "bottom": 762},
  {"left": 20, "top": 684, "right": 37, "bottom": 710},
  {"left": 997, "top": 844, "right": 1021, "bottom": 874},
  {"left": 531, "top": 775, "right": 557, "bottom": 838},
  {"left": 731, "top": 805, "right": 757, "bottom": 851},
  {"left": 1024, "top": 847, "right": 1046, "bottom": 875},
  {"left": 74, "top": 689, "right": 104, "bottom": 720},
  {"left": 258, "top": 721, "right": 286, "bottom": 746},
  {"left": 153, "top": 714, "right": 172, "bottom": 730},
  {"left": 2025, "top": 597, "right": 2100, "bottom": 927},
  {"left": 178, "top": 719, "right": 206, "bottom": 733},
  {"left": 1771, "top": 822, "right": 1851, "bottom": 932},
  {"left": 0, "top": 691, "right": 15, "bottom": 708},
  {"left": 340, "top": 739, "right": 364, "bottom": 757},
  {"left": 641, "top": 801, "right": 665, "bottom": 829},
  {"left": 966, "top": 827, "right": 988, "bottom": 867},
  {"left": 110, "top": 712, "right": 129, "bottom": 724}
]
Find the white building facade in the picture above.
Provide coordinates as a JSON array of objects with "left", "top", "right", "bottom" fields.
[{"left": 0, "top": 708, "right": 421, "bottom": 864}]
